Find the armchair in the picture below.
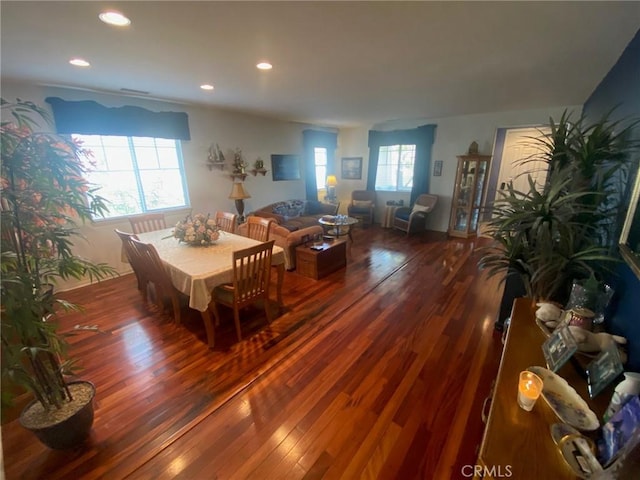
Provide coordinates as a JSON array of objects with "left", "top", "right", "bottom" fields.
[
  {"left": 347, "top": 190, "right": 376, "bottom": 227},
  {"left": 393, "top": 194, "right": 438, "bottom": 235}
]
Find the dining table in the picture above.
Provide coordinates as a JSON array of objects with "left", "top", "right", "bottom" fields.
[{"left": 136, "top": 227, "right": 285, "bottom": 348}]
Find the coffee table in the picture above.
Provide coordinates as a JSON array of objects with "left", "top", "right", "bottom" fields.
[{"left": 318, "top": 215, "right": 358, "bottom": 242}]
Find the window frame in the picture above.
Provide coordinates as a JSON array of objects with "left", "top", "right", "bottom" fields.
[
  {"left": 72, "top": 133, "right": 191, "bottom": 220},
  {"left": 314, "top": 147, "right": 328, "bottom": 191},
  {"left": 374, "top": 143, "right": 416, "bottom": 192}
]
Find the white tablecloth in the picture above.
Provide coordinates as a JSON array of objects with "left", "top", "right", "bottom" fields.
[{"left": 136, "top": 228, "right": 284, "bottom": 312}]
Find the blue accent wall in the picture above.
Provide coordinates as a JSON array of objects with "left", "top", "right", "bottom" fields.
[{"left": 583, "top": 28, "right": 640, "bottom": 372}]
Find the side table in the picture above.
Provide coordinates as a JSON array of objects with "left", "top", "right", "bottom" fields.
[
  {"left": 295, "top": 239, "right": 347, "bottom": 280},
  {"left": 382, "top": 206, "right": 401, "bottom": 228}
]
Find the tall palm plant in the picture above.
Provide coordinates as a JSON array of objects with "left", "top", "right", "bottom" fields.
[
  {"left": 1, "top": 98, "right": 115, "bottom": 415},
  {"left": 479, "top": 110, "right": 639, "bottom": 303}
]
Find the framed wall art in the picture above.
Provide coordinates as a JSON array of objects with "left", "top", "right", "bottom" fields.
[
  {"left": 433, "top": 160, "right": 443, "bottom": 177},
  {"left": 341, "top": 157, "right": 362, "bottom": 180},
  {"left": 271, "top": 154, "right": 301, "bottom": 181}
]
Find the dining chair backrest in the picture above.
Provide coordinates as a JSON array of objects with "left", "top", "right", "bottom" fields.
[
  {"left": 245, "top": 216, "right": 273, "bottom": 242},
  {"left": 130, "top": 237, "right": 181, "bottom": 323},
  {"left": 114, "top": 229, "right": 146, "bottom": 294},
  {"left": 216, "top": 211, "right": 237, "bottom": 234},
  {"left": 128, "top": 213, "right": 167, "bottom": 234},
  {"left": 231, "top": 240, "right": 275, "bottom": 307}
]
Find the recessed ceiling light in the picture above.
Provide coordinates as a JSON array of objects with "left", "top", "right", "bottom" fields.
[
  {"left": 200, "top": 84, "right": 214, "bottom": 91},
  {"left": 69, "top": 58, "right": 91, "bottom": 67},
  {"left": 256, "top": 62, "right": 273, "bottom": 70},
  {"left": 99, "top": 11, "right": 131, "bottom": 27}
]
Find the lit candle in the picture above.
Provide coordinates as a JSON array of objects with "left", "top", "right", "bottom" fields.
[{"left": 517, "top": 371, "right": 543, "bottom": 411}]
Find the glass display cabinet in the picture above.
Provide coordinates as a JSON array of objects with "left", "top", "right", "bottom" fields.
[{"left": 448, "top": 154, "right": 491, "bottom": 238}]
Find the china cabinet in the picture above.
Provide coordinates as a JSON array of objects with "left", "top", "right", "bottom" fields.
[{"left": 448, "top": 154, "right": 491, "bottom": 238}]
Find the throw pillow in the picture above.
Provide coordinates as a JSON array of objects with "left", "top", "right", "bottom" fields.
[
  {"left": 272, "top": 206, "right": 287, "bottom": 217},
  {"left": 285, "top": 200, "right": 305, "bottom": 218},
  {"left": 352, "top": 200, "right": 372, "bottom": 208},
  {"left": 412, "top": 204, "right": 432, "bottom": 214}
]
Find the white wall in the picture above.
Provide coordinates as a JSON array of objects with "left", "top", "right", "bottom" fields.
[
  {"left": 335, "top": 105, "right": 582, "bottom": 231},
  {"left": 2, "top": 82, "right": 314, "bottom": 290},
  {"left": 3, "top": 79, "right": 582, "bottom": 290}
]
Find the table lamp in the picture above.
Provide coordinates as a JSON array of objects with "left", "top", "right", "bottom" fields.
[
  {"left": 326, "top": 175, "right": 338, "bottom": 202},
  {"left": 229, "top": 182, "right": 251, "bottom": 222}
]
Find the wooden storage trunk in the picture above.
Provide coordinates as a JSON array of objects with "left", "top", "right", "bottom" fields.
[{"left": 295, "top": 240, "right": 347, "bottom": 279}]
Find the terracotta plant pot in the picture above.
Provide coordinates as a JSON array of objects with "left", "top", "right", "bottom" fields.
[{"left": 19, "top": 380, "right": 95, "bottom": 449}]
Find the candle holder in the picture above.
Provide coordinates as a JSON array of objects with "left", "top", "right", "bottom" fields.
[{"left": 518, "top": 371, "right": 543, "bottom": 411}]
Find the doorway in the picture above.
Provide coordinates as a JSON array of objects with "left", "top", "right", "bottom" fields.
[{"left": 483, "top": 126, "right": 550, "bottom": 222}]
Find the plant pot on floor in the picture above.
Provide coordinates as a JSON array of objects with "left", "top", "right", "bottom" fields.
[{"left": 19, "top": 380, "right": 96, "bottom": 449}]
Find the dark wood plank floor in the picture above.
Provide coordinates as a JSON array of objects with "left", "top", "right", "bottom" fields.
[{"left": 2, "top": 226, "right": 504, "bottom": 479}]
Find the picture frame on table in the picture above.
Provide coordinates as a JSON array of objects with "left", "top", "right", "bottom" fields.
[
  {"left": 586, "top": 342, "right": 624, "bottom": 398},
  {"left": 341, "top": 157, "right": 362, "bottom": 180},
  {"left": 542, "top": 325, "right": 578, "bottom": 372}
]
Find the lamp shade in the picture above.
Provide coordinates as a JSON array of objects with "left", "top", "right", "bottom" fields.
[
  {"left": 326, "top": 175, "right": 338, "bottom": 187},
  {"left": 228, "top": 182, "right": 251, "bottom": 200}
]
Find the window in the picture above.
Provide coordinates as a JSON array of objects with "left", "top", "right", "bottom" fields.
[
  {"left": 314, "top": 147, "right": 328, "bottom": 190},
  {"left": 73, "top": 134, "right": 190, "bottom": 219},
  {"left": 374, "top": 144, "right": 416, "bottom": 191}
]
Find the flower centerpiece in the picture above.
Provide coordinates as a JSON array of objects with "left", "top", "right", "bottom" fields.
[{"left": 171, "top": 213, "right": 220, "bottom": 246}]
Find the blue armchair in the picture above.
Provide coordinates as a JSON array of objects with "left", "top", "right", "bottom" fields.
[{"left": 393, "top": 194, "right": 438, "bottom": 235}]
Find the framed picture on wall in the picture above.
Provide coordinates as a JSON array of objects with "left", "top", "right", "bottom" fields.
[
  {"left": 433, "top": 160, "right": 443, "bottom": 177},
  {"left": 271, "top": 154, "right": 301, "bottom": 181},
  {"left": 341, "top": 157, "right": 362, "bottom": 180}
]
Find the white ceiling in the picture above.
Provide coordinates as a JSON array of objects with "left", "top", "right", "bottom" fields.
[{"left": 1, "top": 1, "right": 639, "bottom": 128}]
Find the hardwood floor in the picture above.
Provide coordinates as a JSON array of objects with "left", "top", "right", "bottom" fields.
[{"left": 2, "top": 226, "right": 504, "bottom": 479}]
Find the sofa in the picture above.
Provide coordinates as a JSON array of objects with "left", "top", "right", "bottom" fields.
[{"left": 248, "top": 200, "right": 339, "bottom": 270}]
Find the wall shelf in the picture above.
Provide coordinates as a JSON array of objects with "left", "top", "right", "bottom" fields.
[
  {"left": 206, "top": 161, "right": 225, "bottom": 171},
  {"left": 250, "top": 168, "right": 268, "bottom": 176},
  {"left": 230, "top": 173, "right": 248, "bottom": 181}
]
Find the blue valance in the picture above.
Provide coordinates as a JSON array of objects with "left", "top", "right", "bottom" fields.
[{"left": 45, "top": 97, "right": 191, "bottom": 140}]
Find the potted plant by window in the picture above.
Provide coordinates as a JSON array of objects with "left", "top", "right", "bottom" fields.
[
  {"left": 479, "top": 110, "right": 639, "bottom": 316},
  {"left": 1, "top": 98, "right": 116, "bottom": 448}
]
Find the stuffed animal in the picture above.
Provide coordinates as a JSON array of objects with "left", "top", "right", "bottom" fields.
[
  {"left": 568, "top": 326, "right": 628, "bottom": 364},
  {"left": 536, "top": 302, "right": 564, "bottom": 329}
]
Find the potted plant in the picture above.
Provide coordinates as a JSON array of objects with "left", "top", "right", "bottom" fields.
[
  {"left": 1, "top": 98, "right": 116, "bottom": 448},
  {"left": 479, "top": 110, "right": 639, "bottom": 311}
]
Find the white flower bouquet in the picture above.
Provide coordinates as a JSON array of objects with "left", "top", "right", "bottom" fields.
[{"left": 172, "top": 213, "right": 220, "bottom": 246}]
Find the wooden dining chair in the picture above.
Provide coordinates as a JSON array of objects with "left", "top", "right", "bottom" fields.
[
  {"left": 128, "top": 213, "right": 167, "bottom": 234},
  {"left": 114, "top": 229, "right": 148, "bottom": 298},
  {"left": 245, "top": 216, "right": 273, "bottom": 242},
  {"left": 130, "top": 237, "right": 182, "bottom": 324},
  {"left": 209, "top": 240, "right": 275, "bottom": 342},
  {"left": 215, "top": 211, "right": 237, "bottom": 234}
]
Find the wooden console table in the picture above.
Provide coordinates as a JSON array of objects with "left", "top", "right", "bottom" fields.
[{"left": 476, "top": 298, "right": 613, "bottom": 479}]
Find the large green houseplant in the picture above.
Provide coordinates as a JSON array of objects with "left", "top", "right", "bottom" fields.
[
  {"left": 479, "top": 110, "right": 639, "bottom": 306},
  {"left": 1, "top": 98, "right": 116, "bottom": 448}
]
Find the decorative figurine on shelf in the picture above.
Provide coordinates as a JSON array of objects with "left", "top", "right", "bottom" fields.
[
  {"left": 468, "top": 141, "right": 479, "bottom": 155},
  {"left": 254, "top": 158, "right": 264, "bottom": 170},
  {"left": 208, "top": 144, "right": 217, "bottom": 163},
  {"left": 206, "top": 143, "right": 225, "bottom": 170},
  {"left": 232, "top": 148, "right": 246, "bottom": 175}
]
